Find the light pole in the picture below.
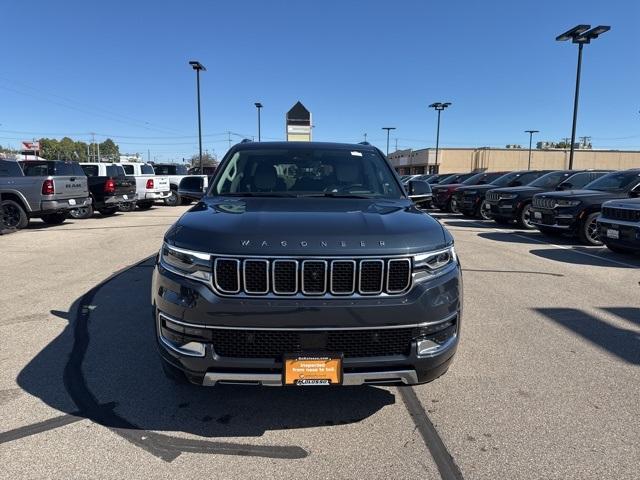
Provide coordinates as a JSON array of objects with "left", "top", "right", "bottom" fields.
[
  {"left": 525, "top": 130, "right": 539, "bottom": 170},
  {"left": 428, "top": 102, "right": 451, "bottom": 170},
  {"left": 254, "top": 102, "right": 263, "bottom": 141},
  {"left": 556, "top": 25, "right": 610, "bottom": 169},
  {"left": 382, "top": 127, "right": 396, "bottom": 156},
  {"left": 189, "top": 60, "right": 206, "bottom": 174}
]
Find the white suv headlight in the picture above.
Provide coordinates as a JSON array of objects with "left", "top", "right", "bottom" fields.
[
  {"left": 413, "top": 246, "right": 457, "bottom": 282},
  {"left": 160, "top": 243, "right": 212, "bottom": 282}
]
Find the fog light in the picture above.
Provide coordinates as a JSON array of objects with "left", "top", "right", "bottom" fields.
[
  {"left": 158, "top": 313, "right": 208, "bottom": 357},
  {"left": 415, "top": 321, "right": 457, "bottom": 357}
]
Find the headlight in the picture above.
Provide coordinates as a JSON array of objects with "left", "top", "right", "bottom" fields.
[
  {"left": 413, "top": 246, "right": 457, "bottom": 282},
  {"left": 556, "top": 199, "right": 581, "bottom": 207},
  {"left": 499, "top": 193, "right": 518, "bottom": 200},
  {"left": 160, "top": 242, "right": 212, "bottom": 283}
]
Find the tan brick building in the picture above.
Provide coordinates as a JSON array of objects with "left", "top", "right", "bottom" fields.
[{"left": 388, "top": 147, "right": 640, "bottom": 175}]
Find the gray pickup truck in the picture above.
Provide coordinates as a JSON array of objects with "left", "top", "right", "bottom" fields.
[{"left": 0, "top": 159, "right": 90, "bottom": 229}]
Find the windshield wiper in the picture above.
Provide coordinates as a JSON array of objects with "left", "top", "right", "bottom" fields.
[
  {"left": 218, "top": 192, "right": 298, "bottom": 197},
  {"left": 300, "top": 192, "right": 374, "bottom": 199}
]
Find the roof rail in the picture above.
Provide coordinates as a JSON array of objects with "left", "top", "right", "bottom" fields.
[
  {"left": 358, "top": 141, "right": 371, "bottom": 146},
  {"left": 240, "top": 138, "right": 253, "bottom": 143}
]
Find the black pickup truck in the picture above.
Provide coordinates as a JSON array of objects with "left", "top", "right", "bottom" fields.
[{"left": 71, "top": 163, "right": 137, "bottom": 218}]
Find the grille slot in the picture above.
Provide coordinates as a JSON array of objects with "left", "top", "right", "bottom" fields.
[
  {"left": 210, "top": 328, "right": 416, "bottom": 359},
  {"left": 602, "top": 206, "right": 640, "bottom": 222},
  {"left": 302, "top": 260, "right": 327, "bottom": 294},
  {"left": 359, "top": 260, "right": 384, "bottom": 294},
  {"left": 272, "top": 260, "right": 298, "bottom": 294},
  {"left": 214, "top": 259, "right": 240, "bottom": 293},
  {"left": 486, "top": 191, "right": 499, "bottom": 201},
  {"left": 330, "top": 260, "right": 356, "bottom": 294},
  {"left": 387, "top": 259, "right": 412, "bottom": 293},
  {"left": 243, "top": 259, "right": 268, "bottom": 294}
]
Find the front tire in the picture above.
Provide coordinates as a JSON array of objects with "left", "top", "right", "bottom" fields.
[
  {"left": 517, "top": 203, "right": 535, "bottom": 229},
  {"left": 578, "top": 212, "right": 602, "bottom": 246},
  {"left": 1, "top": 200, "right": 29, "bottom": 229},
  {"left": 478, "top": 200, "right": 492, "bottom": 220},
  {"left": 41, "top": 213, "right": 67, "bottom": 225}
]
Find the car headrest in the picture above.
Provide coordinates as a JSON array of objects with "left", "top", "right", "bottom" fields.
[
  {"left": 335, "top": 162, "right": 360, "bottom": 184},
  {"left": 253, "top": 163, "right": 277, "bottom": 191}
]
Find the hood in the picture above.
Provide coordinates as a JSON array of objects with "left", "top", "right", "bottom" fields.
[
  {"left": 456, "top": 184, "right": 497, "bottom": 193},
  {"left": 432, "top": 183, "right": 462, "bottom": 192},
  {"left": 166, "top": 196, "right": 448, "bottom": 256},
  {"left": 602, "top": 198, "right": 640, "bottom": 210},
  {"left": 489, "top": 186, "right": 541, "bottom": 195},
  {"left": 535, "top": 189, "right": 627, "bottom": 201}
]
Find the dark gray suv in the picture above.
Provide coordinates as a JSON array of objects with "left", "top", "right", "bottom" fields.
[{"left": 152, "top": 142, "right": 462, "bottom": 387}]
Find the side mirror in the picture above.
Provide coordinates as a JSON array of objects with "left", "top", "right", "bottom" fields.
[
  {"left": 408, "top": 180, "right": 432, "bottom": 200},
  {"left": 178, "top": 176, "right": 206, "bottom": 201},
  {"left": 556, "top": 182, "right": 572, "bottom": 191}
]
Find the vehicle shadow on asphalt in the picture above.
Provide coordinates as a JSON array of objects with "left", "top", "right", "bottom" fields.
[
  {"left": 442, "top": 220, "right": 496, "bottom": 229},
  {"left": 534, "top": 308, "right": 640, "bottom": 365},
  {"left": 529, "top": 248, "right": 640, "bottom": 268},
  {"left": 15, "top": 257, "right": 395, "bottom": 459}
]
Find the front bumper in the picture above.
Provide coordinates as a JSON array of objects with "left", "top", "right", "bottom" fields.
[
  {"left": 486, "top": 200, "right": 517, "bottom": 220},
  {"left": 459, "top": 195, "right": 481, "bottom": 214},
  {"left": 152, "top": 261, "right": 462, "bottom": 386},
  {"left": 529, "top": 207, "right": 578, "bottom": 230},
  {"left": 597, "top": 219, "right": 640, "bottom": 251},
  {"left": 40, "top": 196, "right": 91, "bottom": 213},
  {"left": 144, "top": 190, "right": 171, "bottom": 200}
]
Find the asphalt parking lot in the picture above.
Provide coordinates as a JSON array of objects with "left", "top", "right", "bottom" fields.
[{"left": 1, "top": 206, "right": 638, "bottom": 480}]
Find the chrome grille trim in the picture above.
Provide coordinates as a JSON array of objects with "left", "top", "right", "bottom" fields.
[
  {"left": 272, "top": 259, "right": 299, "bottom": 295},
  {"left": 213, "top": 258, "right": 241, "bottom": 294},
  {"left": 386, "top": 258, "right": 412, "bottom": 294},
  {"left": 301, "top": 260, "right": 328, "bottom": 295},
  {"left": 358, "top": 259, "right": 384, "bottom": 295},
  {"left": 243, "top": 259, "right": 269, "bottom": 295},
  {"left": 211, "top": 256, "right": 414, "bottom": 298},
  {"left": 330, "top": 260, "right": 357, "bottom": 295},
  {"left": 532, "top": 197, "right": 555, "bottom": 209}
]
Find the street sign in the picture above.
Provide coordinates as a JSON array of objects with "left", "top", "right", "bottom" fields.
[{"left": 286, "top": 101, "right": 312, "bottom": 142}]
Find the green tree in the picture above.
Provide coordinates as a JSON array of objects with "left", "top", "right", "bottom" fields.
[
  {"left": 99, "top": 138, "right": 119, "bottom": 162},
  {"left": 189, "top": 152, "right": 218, "bottom": 167}
]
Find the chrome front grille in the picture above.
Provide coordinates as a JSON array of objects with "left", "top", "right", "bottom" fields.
[
  {"left": 213, "top": 257, "right": 412, "bottom": 297},
  {"left": 601, "top": 206, "right": 640, "bottom": 222},
  {"left": 486, "top": 191, "right": 500, "bottom": 202},
  {"left": 533, "top": 197, "right": 555, "bottom": 209}
]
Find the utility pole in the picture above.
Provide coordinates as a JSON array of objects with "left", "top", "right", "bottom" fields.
[
  {"left": 525, "top": 130, "right": 539, "bottom": 170},
  {"left": 382, "top": 127, "right": 396, "bottom": 156},
  {"left": 394, "top": 138, "right": 398, "bottom": 151},
  {"left": 363, "top": 133, "right": 367, "bottom": 142},
  {"left": 91, "top": 132, "right": 96, "bottom": 162},
  {"left": 579, "top": 136, "right": 591, "bottom": 149},
  {"left": 556, "top": 25, "right": 610, "bottom": 169},
  {"left": 148, "top": 149, "right": 150, "bottom": 162},
  {"left": 97, "top": 141, "right": 101, "bottom": 162},
  {"left": 227, "top": 131, "right": 232, "bottom": 149},
  {"left": 188, "top": 61, "right": 206, "bottom": 174}
]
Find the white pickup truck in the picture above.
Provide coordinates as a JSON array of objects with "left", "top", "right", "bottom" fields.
[
  {"left": 115, "top": 162, "right": 170, "bottom": 210},
  {"left": 152, "top": 163, "right": 208, "bottom": 206}
]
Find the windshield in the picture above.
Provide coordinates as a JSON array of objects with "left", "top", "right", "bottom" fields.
[
  {"left": 461, "top": 172, "right": 504, "bottom": 185},
  {"left": 154, "top": 164, "right": 189, "bottom": 175},
  {"left": 491, "top": 171, "right": 544, "bottom": 187},
  {"left": 213, "top": 147, "right": 403, "bottom": 198},
  {"left": 584, "top": 170, "right": 640, "bottom": 192},
  {"left": 529, "top": 171, "right": 572, "bottom": 189}
]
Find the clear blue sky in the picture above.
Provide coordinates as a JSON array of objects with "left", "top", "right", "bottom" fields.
[{"left": 1, "top": 0, "right": 638, "bottom": 161}]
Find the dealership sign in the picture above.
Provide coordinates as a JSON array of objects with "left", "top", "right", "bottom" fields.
[{"left": 22, "top": 141, "right": 40, "bottom": 151}]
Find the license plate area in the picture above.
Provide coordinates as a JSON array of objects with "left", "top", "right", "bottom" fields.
[
  {"left": 534, "top": 211, "right": 542, "bottom": 219},
  {"left": 284, "top": 354, "right": 343, "bottom": 386},
  {"left": 606, "top": 228, "right": 619, "bottom": 239}
]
